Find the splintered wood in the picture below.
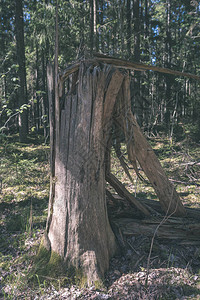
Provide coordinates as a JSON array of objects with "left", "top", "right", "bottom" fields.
[
  {"left": 59, "top": 57, "right": 200, "bottom": 246},
  {"left": 109, "top": 76, "right": 185, "bottom": 217}
]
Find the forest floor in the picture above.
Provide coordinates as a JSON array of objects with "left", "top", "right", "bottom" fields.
[{"left": 0, "top": 130, "right": 200, "bottom": 299}]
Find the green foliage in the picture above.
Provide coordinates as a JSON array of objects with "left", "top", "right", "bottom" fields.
[
  {"left": 1, "top": 0, "right": 200, "bottom": 137},
  {"left": 0, "top": 134, "right": 200, "bottom": 298}
]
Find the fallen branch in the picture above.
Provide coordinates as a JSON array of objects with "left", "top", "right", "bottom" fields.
[
  {"left": 106, "top": 173, "right": 150, "bottom": 216},
  {"left": 113, "top": 217, "right": 200, "bottom": 242},
  {"left": 94, "top": 53, "right": 200, "bottom": 81}
]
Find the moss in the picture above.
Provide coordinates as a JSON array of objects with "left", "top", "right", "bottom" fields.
[
  {"left": 36, "top": 244, "right": 50, "bottom": 265},
  {"left": 46, "top": 251, "right": 65, "bottom": 277},
  {"left": 73, "top": 268, "right": 88, "bottom": 288},
  {"left": 71, "top": 268, "right": 104, "bottom": 289},
  {"left": 94, "top": 279, "right": 104, "bottom": 290},
  {"left": 34, "top": 236, "right": 66, "bottom": 281}
]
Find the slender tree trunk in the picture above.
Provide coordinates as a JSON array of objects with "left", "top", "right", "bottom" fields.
[
  {"left": 42, "top": 50, "right": 48, "bottom": 138},
  {"left": 46, "top": 62, "right": 55, "bottom": 233},
  {"left": 15, "top": 0, "right": 28, "bottom": 142},
  {"left": 127, "top": 0, "right": 131, "bottom": 58},
  {"left": 120, "top": 0, "right": 125, "bottom": 55},
  {"left": 144, "top": 0, "right": 150, "bottom": 61},
  {"left": 133, "top": 0, "right": 141, "bottom": 124},
  {"left": 35, "top": 44, "right": 40, "bottom": 132},
  {"left": 164, "top": 0, "right": 173, "bottom": 129},
  {"left": 93, "top": 0, "right": 99, "bottom": 52},
  {"left": 99, "top": 0, "right": 104, "bottom": 52},
  {"left": 90, "top": 0, "right": 94, "bottom": 53}
]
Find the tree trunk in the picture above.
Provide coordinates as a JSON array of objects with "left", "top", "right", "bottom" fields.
[
  {"left": 15, "top": 0, "right": 28, "bottom": 142},
  {"left": 46, "top": 63, "right": 125, "bottom": 285},
  {"left": 164, "top": 0, "right": 173, "bottom": 130},
  {"left": 133, "top": 0, "right": 142, "bottom": 124},
  {"left": 41, "top": 50, "right": 48, "bottom": 138},
  {"left": 35, "top": 44, "right": 40, "bottom": 132},
  {"left": 41, "top": 57, "right": 189, "bottom": 285},
  {"left": 89, "top": 0, "right": 94, "bottom": 53},
  {"left": 126, "top": 0, "right": 131, "bottom": 58},
  {"left": 46, "top": 62, "right": 55, "bottom": 234}
]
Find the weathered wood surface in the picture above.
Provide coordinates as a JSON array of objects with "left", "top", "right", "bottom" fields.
[
  {"left": 114, "top": 76, "right": 186, "bottom": 217},
  {"left": 141, "top": 198, "right": 200, "bottom": 220},
  {"left": 45, "top": 59, "right": 199, "bottom": 286},
  {"left": 47, "top": 63, "right": 128, "bottom": 285},
  {"left": 129, "top": 112, "right": 185, "bottom": 216},
  {"left": 108, "top": 194, "right": 200, "bottom": 244},
  {"left": 113, "top": 217, "right": 200, "bottom": 244},
  {"left": 109, "top": 193, "right": 200, "bottom": 220}
]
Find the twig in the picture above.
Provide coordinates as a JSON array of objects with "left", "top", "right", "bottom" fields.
[
  {"left": 169, "top": 178, "right": 200, "bottom": 187},
  {"left": 0, "top": 178, "right": 2, "bottom": 194},
  {"left": 180, "top": 160, "right": 200, "bottom": 166},
  {"left": 134, "top": 255, "right": 145, "bottom": 269},
  {"left": 126, "top": 240, "right": 140, "bottom": 255},
  {"left": 1, "top": 112, "right": 19, "bottom": 131},
  {"left": 145, "top": 188, "right": 178, "bottom": 287}
]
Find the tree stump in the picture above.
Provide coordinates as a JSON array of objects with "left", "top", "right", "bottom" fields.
[
  {"left": 46, "top": 62, "right": 126, "bottom": 284},
  {"left": 43, "top": 59, "right": 186, "bottom": 286}
]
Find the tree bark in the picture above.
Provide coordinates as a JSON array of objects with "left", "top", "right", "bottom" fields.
[
  {"left": 46, "top": 63, "right": 126, "bottom": 285},
  {"left": 46, "top": 62, "right": 55, "bottom": 233}
]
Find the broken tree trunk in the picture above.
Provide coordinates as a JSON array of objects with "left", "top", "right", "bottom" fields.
[
  {"left": 46, "top": 63, "right": 127, "bottom": 285},
  {"left": 43, "top": 58, "right": 188, "bottom": 286}
]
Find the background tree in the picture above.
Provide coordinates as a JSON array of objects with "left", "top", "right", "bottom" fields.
[
  {"left": 15, "top": 0, "right": 28, "bottom": 142},
  {"left": 1, "top": 0, "right": 200, "bottom": 139}
]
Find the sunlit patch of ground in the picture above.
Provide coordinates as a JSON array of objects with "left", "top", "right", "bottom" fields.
[{"left": 0, "top": 134, "right": 200, "bottom": 299}]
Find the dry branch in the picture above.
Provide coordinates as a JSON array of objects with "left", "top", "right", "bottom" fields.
[
  {"left": 94, "top": 53, "right": 200, "bottom": 81},
  {"left": 106, "top": 173, "right": 150, "bottom": 216}
]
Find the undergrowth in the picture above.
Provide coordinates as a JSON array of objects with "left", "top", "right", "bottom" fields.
[{"left": 0, "top": 130, "right": 200, "bottom": 299}]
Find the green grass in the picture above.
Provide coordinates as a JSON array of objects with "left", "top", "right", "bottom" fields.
[
  {"left": 0, "top": 131, "right": 200, "bottom": 298},
  {"left": 0, "top": 134, "right": 50, "bottom": 298}
]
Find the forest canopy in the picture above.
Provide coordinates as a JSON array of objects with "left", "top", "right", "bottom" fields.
[{"left": 0, "top": 0, "right": 200, "bottom": 141}]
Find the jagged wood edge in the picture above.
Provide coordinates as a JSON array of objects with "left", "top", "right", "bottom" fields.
[{"left": 60, "top": 55, "right": 200, "bottom": 83}]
